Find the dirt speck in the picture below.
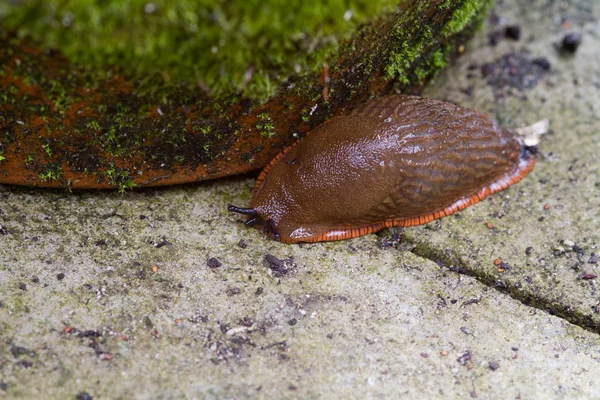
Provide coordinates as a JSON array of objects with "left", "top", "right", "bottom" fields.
[
  {"left": 263, "top": 255, "right": 296, "bottom": 277},
  {"left": 207, "top": 258, "right": 222, "bottom": 268},
  {"left": 481, "top": 51, "right": 550, "bottom": 98},
  {"left": 561, "top": 32, "right": 581, "bottom": 54}
]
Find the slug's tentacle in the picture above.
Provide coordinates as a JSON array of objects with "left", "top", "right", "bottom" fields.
[
  {"left": 229, "top": 204, "right": 261, "bottom": 227},
  {"left": 229, "top": 205, "right": 280, "bottom": 240},
  {"left": 245, "top": 217, "right": 260, "bottom": 226},
  {"left": 228, "top": 205, "right": 257, "bottom": 217},
  {"left": 228, "top": 204, "right": 281, "bottom": 240}
]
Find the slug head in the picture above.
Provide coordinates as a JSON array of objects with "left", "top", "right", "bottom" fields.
[{"left": 228, "top": 205, "right": 281, "bottom": 241}]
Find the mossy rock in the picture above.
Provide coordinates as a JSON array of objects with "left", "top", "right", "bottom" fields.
[{"left": 0, "top": 0, "right": 493, "bottom": 190}]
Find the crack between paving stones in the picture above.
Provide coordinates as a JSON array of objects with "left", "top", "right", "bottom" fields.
[{"left": 402, "top": 237, "right": 600, "bottom": 336}]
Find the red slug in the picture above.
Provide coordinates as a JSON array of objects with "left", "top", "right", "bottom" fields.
[{"left": 229, "top": 95, "right": 538, "bottom": 244}]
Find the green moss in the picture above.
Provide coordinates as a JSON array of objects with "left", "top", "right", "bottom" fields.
[
  {"left": 1, "top": 0, "right": 399, "bottom": 101},
  {"left": 441, "top": 0, "right": 487, "bottom": 36},
  {"left": 86, "top": 120, "right": 101, "bottom": 131},
  {"left": 42, "top": 143, "right": 52, "bottom": 157},
  {"left": 438, "top": 0, "right": 453, "bottom": 10},
  {"left": 104, "top": 164, "right": 136, "bottom": 193},
  {"left": 385, "top": 0, "right": 493, "bottom": 85},
  {"left": 256, "top": 113, "right": 276, "bottom": 138},
  {"left": 39, "top": 164, "right": 63, "bottom": 182}
]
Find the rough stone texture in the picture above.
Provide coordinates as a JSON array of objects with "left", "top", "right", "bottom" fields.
[
  {"left": 1, "top": 0, "right": 600, "bottom": 398},
  {"left": 414, "top": 0, "right": 600, "bottom": 332}
]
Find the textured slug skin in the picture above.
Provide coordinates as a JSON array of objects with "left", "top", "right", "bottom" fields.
[{"left": 244, "top": 95, "right": 536, "bottom": 243}]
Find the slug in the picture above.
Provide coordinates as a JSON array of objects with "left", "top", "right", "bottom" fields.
[{"left": 229, "top": 95, "right": 539, "bottom": 244}]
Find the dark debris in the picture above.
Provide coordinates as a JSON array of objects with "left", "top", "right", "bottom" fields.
[
  {"left": 263, "top": 254, "right": 296, "bottom": 277},
  {"left": 76, "top": 392, "right": 94, "bottom": 400},
  {"left": 561, "top": 32, "right": 582, "bottom": 54},
  {"left": 457, "top": 350, "right": 472, "bottom": 365},
  {"left": 482, "top": 51, "right": 550, "bottom": 97}
]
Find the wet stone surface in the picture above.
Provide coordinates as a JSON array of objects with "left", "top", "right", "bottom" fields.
[{"left": 1, "top": 0, "right": 600, "bottom": 398}]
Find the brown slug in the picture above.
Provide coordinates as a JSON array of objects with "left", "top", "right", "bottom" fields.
[{"left": 229, "top": 95, "right": 538, "bottom": 244}]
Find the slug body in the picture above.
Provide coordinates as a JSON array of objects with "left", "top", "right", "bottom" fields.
[{"left": 229, "top": 95, "right": 536, "bottom": 243}]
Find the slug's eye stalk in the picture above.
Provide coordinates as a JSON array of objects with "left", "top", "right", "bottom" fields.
[
  {"left": 228, "top": 205, "right": 281, "bottom": 241},
  {"left": 229, "top": 204, "right": 261, "bottom": 226},
  {"left": 228, "top": 205, "right": 257, "bottom": 217}
]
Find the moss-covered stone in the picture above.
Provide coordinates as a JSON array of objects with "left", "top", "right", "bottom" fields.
[
  {"left": 0, "top": 0, "right": 399, "bottom": 100},
  {"left": 0, "top": 0, "right": 494, "bottom": 190}
]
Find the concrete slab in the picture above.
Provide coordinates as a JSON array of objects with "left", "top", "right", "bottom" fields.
[
  {"left": 418, "top": 0, "right": 600, "bottom": 332},
  {"left": 1, "top": 0, "right": 600, "bottom": 398}
]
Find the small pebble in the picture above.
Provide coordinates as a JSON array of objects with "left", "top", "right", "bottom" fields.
[
  {"left": 554, "top": 245, "right": 565, "bottom": 255},
  {"left": 488, "top": 31, "right": 503, "bottom": 46},
  {"left": 264, "top": 254, "right": 284, "bottom": 268},
  {"left": 457, "top": 351, "right": 472, "bottom": 365},
  {"left": 580, "top": 272, "right": 597, "bottom": 280},
  {"left": 589, "top": 253, "right": 597, "bottom": 264},
  {"left": 76, "top": 392, "right": 93, "bottom": 400},
  {"left": 504, "top": 25, "right": 521, "bottom": 40},
  {"left": 561, "top": 32, "right": 581, "bottom": 53},
  {"left": 488, "top": 361, "right": 500, "bottom": 371},
  {"left": 532, "top": 57, "right": 551, "bottom": 71},
  {"left": 207, "top": 257, "right": 222, "bottom": 268}
]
